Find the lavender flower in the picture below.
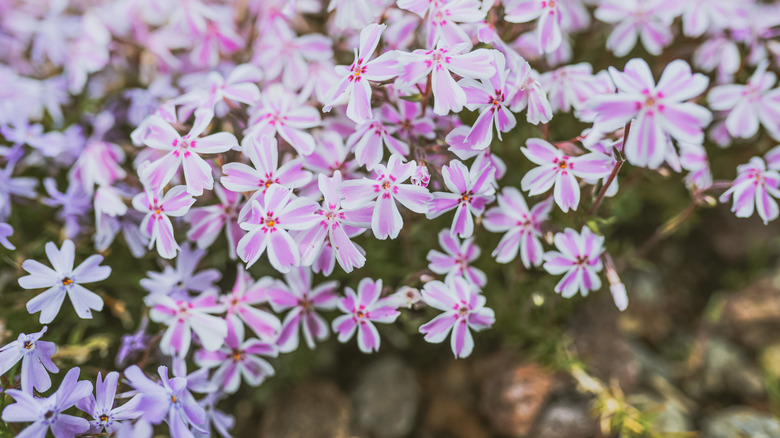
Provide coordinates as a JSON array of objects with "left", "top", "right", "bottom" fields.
[
  {"left": 76, "top": 371, "right": 143, "bottom": 433},
  {"left": 18, "top": 239, "right": 111, "bottom": 324},
  {"left": 0, "top": 326, "right": 58, "bottom": 393}
]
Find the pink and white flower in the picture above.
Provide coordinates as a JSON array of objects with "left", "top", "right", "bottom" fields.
[
  {"left": 504, "top": 0, "right": 564, "bottom": 54},
  {"left": 147, "top": 291, "right": 228, "bottom": 357},
  {"left": 427, "top": 159, "right": 496, "bottom": 238},
  {"left": 543, "top": 227, "right": 605, "bottom": 298},
  {"left": 419, "top": 276, "right": 495, "bottom": 359},
  {"left": 236, "top": 184, "right": 320, "bottom": 272},
  {"left": 347, "top": 112, "right": 410, "bottom": 171},
  {"left": 194, "top": 316, "right": 277, "bottom": 394},
  {"left": 332, "top": 278, "right": 400, "bottom": 354},
  {"left": 708, "top": 62, "right": 780, "bottom": 140},
  {"left": 222, "top": 267, "right": 281, "bottom": 342},
  {"left": 246, "top": 84, "right": 321, "bottom": 156},
  {"left": 341, "top": 154, "right": 433, "bottom": 240},
  {"left": 323, "top": 24, "right": 399, "bottom": 123},
  {"left": 459, "top": 53, "right": 517, "bottom": 150},
  {"left": 521, "top": 138, "right": 613, "bottom": 212},
  {"left": 133, "top": 185, "right": 195, "bottom": 259},
  {"left": 719, "top": 157, "right": 780, "bottom": 224},
  {"left": 221, "top": 135, "right": 312, "bottom": 196},
  {"left": 594, "top": 0, "right": 678, "bottom": 57},
  {"left": 426, "top": 0, "right": 485, "bottom": 49},
  {"left": 141, "top": 109, "right": 239, "bottom": 195},
  {"left": 484, "top": 188, "right": 553, "bottom": 266},
  {"left": 186, "top": 183, "right": 244, "bottom": 259},
  {"left": 588, "top": 58, "right": 712, "bottom": 169},
  {"left": 297, "top": 171, "right": 372, "bottom": 274},
  {"left": 396, "top": 45, "right": 497, "bottom": 116},
  {"left": 267, "top": 267, "right": 340, "bottom": 352},
  {"left": 427, "top": 229, "right": 486, "bottom": 287}
]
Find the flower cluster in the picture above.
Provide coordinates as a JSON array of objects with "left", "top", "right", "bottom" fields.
[{"left": 0, "top": 0, "right": 776, "bottom": 436}]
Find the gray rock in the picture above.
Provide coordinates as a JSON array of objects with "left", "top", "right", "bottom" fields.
[
  {"left": 703, "top": 338, "right": 765, "bottom": 398},
  {"left": 532, "top": 399, "right": 597, "bottom": 438},
  {"left": 351, "top": 356, "right": 420, "bottom": 438},
  {"left": 702, "top": 407, "right": 780, "bottom": 438},
  {"left": 259, "top": 381, "right": 351, "bottom": 438}
]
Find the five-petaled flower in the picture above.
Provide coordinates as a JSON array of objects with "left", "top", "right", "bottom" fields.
[
  {"left": 133, "top": 184, "right": 195, "bottom": 259},
  {"left": 323, "top": 23, "right": 399, "bottom": 123},
  {"left": 588, "top": 58, "right": 711, "bottom": 169},
  {"left": 543, "top": 226, "right": 605, "bottom": 298},
  {"left": 484, "top": 188, "right": 553, "bottom": 267},
  {"left": 720, "top": 157, "right": 780, "bottom": 224},
  {"left": 520, "top": 138, "right": 613, "bottom": 212},
  {"left": 427, "top": 159, "right": 496, "bottom": 238},
  {"left": 427, "top": 229, "right": 487, "bottom": 287},
  {"left": 76, "top": 371, "right": 143, "bottom": 434},
  {"left": 140, "top": 109, "right": 239, "bottom": 195},
  {"left": 332, "top": 278, "right": 400, "bottom": 354},
  {"left": 267, "top": 267, "right": 340, "bottom": 352},
  {"left": 0, "top": 326, "right": 58, "bottom": 393},
  {"left": 19, "top": 239, "right": 111, "bottom": 324},
  {"left": 341, "top": 154, "right": 432, "bottom": 240},
  {"left": 419, "top": 276, "right": 495, "bottom": 358}
]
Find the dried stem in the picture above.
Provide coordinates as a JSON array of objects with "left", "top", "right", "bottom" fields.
[{"left": 587, "top": 122, "right": 630, "bottom": 216}]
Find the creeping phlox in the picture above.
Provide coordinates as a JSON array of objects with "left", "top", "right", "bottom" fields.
[{"left": 0, "top": 0, "right": 776, "bottom": 436}]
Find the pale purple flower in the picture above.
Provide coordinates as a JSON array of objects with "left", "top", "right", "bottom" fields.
[
  {"left": 594, "top": 0, "right": 678, "bottom": 57},
  {"left": 246, "top": 84, "right": 321, "bottom": 156},
  {"left": 76, "top": 371, "right": 143, "bottom": 434},
  {"left": 140, "top": 243, "right": 221, "bottom": 299},
  {"left": 254, "top": 31, "right": 332, "bottom": 92},
  {"left": 504, "top": 0, "right": 564, "bottom": 53},
  {"left": 588, "top": 59, "right": 712, "bottom": 169},
  {"left": 520, "top": 138, "right": 613, "bottom": 212},
  {"left": 200, "top": 64, "right": 263, "bottom": 111},
  {"left": 347, "top": 112, "right": 410, "bottom": 171},
  {"left": 0, "top": 161, "right": 37, "bottom": 220},
  {"left": 267, "top": 266, "right": 339, "bottom": 352},
  {"left": 221, "top": 135, "right": 312, "bottom": 196},
  {"left": 328, "top": 0, "right": 381, "bottom": 30},
  {"left": 341, "top": 154, "right": 433, "bottom": 240},
  {"left": 0, "top": 222, "right": 14, "bottom": 250},
  {"left": 693, "top": 36, "right": 740, "bottom": 83},
  {"left": 427, "top": 229, "right": 486, "bottom": 287},
  {"left": 332, "top": 278, "right": 400, "bottom": 354},
  {"left": 419, "top": 276, "right": 495, "bottom": 359},
  {"left": 116, "top": 318, "right": 150, "bottom": 367},
  {"left": 323, "top": 23, "right": 399, "bottom": 123},
  {"left": 427, "top": 159, "right": 495, "bottom": 238},
  {"left": 141, "top": 109, "right": 239, "bottom": 195},
  {"left": 426, "top": 0, "right": 485, "bottom": 49},
  {"left": 147, "top": 291, "right": 227, "bottom": 357},
  {"left": 1, "top": 367, "right": 92, "bottom": 438},
  {"left": 237, "top": 184, "right": 320, "bottom": 272},
  {"left": 133, "top": 185, "right": 195, "bottom": 259},
  {"left": 708, "top": 62, "right": 780, "bottom": 140},
  {"left": 543, "top": 227, "right": 605, "bottom": 298},
  {"left": 459, "top": 53, "right": 517, "bottom": 150},
  {"left": 194, "top": 392, "right": 234, "bottom": 438},
  {"left": 194, "top": 316, "right": 278, "bottom": 394},
  {"left": 123, "top": 365, "right": 206, "bottom": 437},
  {"left": 0, "top": 326, "right": 57, "bottom": 394},
  {"left": 222, "top": 266, "right": 282, "bottom": 342},
  {"left": 297, "top": 171, "right": 372, "bottom": 274},
  {"left": 396, "top": 45, "right": 496, "bottom": 116},
  {"left": 484, "top": 188, "right": 553, "bottom": 267},
  {"left": 186, "top": 184, "right": 244, "bottom": 259},
  {"left": 19, "top": 239, "right": 110, "bottom": 324},
  {"left": 43, "top": 177, "right": 91, "bottom": 239},
  {"left": 719, "top": 157, "right": 780, "bottom": 224}
]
